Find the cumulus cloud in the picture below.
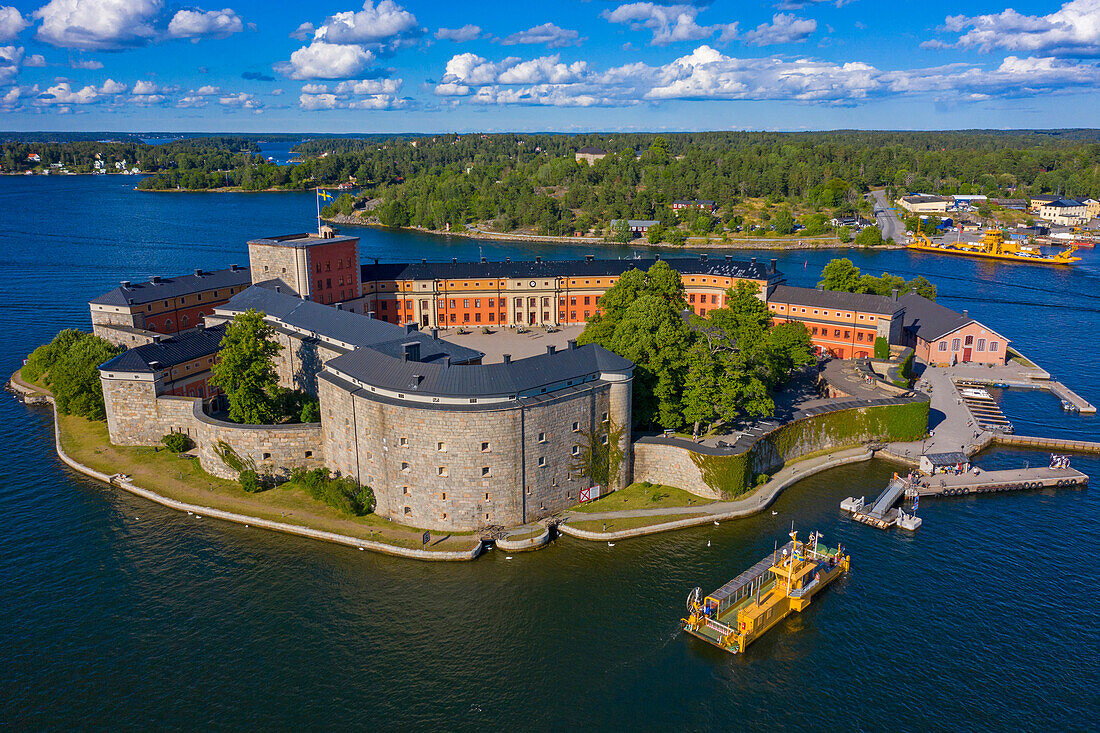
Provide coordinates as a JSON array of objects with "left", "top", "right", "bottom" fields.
[
  {"left": 501, "top": 22, "right": 582, "bottom": 48},
  {"left": 0, "top": 43, "right": 24, "bottom": 84},
  {"left": 218, "top": 91, "right": 263, "bottom": 110},
  {"left": 34, "top": 79, "right": 120, "bottom": 104},
  {"left": 742, "top": 13, "right": 817, "bottom": 45},
  {"left": 0, "top": 5, "right": 28, "bottom": 42},
  {"left": 278, "top": 40, "right": 375, "bottom": 79},
  {"left": 33, "top": 0, "right": 245, "bottom": 50},
  {"left": 435, "top": 52, "right": 610, "bottom": 106},
  {"left": 435, "top": 24, "right": 480, "bottom": 42},
  {"left": 298, "top": 76, "right": 408, "bottom": 109},
  {"left": 777, "top": 0, "right": 853, "bottom": 9},
  {"left": 25, "top": 53, "right": 45, "bottom": 66},
  {"left": 71, "top": 58, "right": 102, "bottom": 69},
  {"left": 313, "top": 1, "right": 420, "bottom": 45},
  {"left": 176, "top": 94, "right": 207, "bottom": 108},
  {"left": 602, "top": 3, "right": 738, "bottom": 46},
  {"left": 290, "top": 21, "right": 314, "bottom": 41},
  {"left": 934, "top": 0, "right": 1100, "bottom": 57},
  {"left": 167, "top": 8, "right": 244, "bottom": 40}
]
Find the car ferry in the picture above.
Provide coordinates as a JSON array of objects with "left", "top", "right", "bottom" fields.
[
  {"left": 907, "top": 229, "right": 1080, "bottom": 265},
  {"left": 682, "top": 530, "right": 850, "bottom": 655}
]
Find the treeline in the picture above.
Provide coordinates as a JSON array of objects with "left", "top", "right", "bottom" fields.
[{"left": 0, "top": 136, "right": 261, "bottom": 177}]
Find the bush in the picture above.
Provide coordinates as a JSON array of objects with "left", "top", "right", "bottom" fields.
[
  {"left": 28, "top": 331, "right": 123, "bottom": 420},
  {"left": 666, "top": 229, "right": 688, "bottom": 246},
  {"left": 874, "top": 336, "right": 890, "bottom": 360},
  {"left": 299, "top": 399, "right": 321, "bottom": 423},
  {"left": 21, "top": 329, "right": 85, "bottom": 382},
  {"left": 854, "top": 225, "right": 884, "bottom": 247},
  {"left": 288, "top": 467, "right": 374, "bottom": 516},
  {"left": 837, "top": 226, "right": 851, "bottom": 243},
  {"left": 160, "top": 432, "right": 195, "bottom": 453},
  {"left": 239, "top": 469, "right": 264, "bottom": 493},
  {"left": 755, "top": 473, "right": 769, "bottom": 486}
]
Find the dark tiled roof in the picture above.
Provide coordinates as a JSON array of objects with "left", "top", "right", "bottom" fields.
[
  {"left": 217, "top": 284, "right": 482, "bottom": 364},
  {"left": 361, "top": 257, "right": 778, "bottom": 283},
  {"left": 1046, "top": 199, "right": 1084, "bottom": 208},
  {"left": 897, "top": 293, "right": 1004, "bottom": 343},
  {"left": 247, "top": 232, "right": 359, "bottom": 248},
  {"left": 90, "top": 267, "right": 251, "bottom": 307},
  {"left": 99, "top": 324, "right": 226, "bottom": 373},
  {"left": 925, "top": 452, "right": 969, "bottom": 465},
  {"left": 768, "top": 285, "right": 903, "bottom": 316},
  {"left": 901, "top": 195, "right": 951, "bottom": 204},
  {"left": 576, "top": 146, "right": 606, "bottom": 155},
  {"left": 326, "top": 341, "right": 632, "bottom": 398}
]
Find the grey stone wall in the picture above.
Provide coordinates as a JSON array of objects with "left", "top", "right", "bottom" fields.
[
  {"left": 248, "top": 243, "right": 303, "bottom": 296},
  {"left": 272, "top": 330, "right": 341, "bottom": 396},
  {"left": 633, "top": 442, "right": 720, "bottom": 499},
  {"left": 192, "top": 403, "right": 324, "bottom": 480},
  {"left": 102, "top": 376, "right": 165, "bottom": 445}
]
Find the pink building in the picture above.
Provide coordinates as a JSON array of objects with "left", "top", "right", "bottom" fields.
[{"left": 898, "top": 294, "right": 1009, "bottom": 366}]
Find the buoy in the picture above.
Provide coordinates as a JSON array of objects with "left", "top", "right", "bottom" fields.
[
  {"left": 358, "top": 547, "right": 364, "bottom": 551},
  {"left": 506, "top": 556, "right": 513, "bottom": 560}
]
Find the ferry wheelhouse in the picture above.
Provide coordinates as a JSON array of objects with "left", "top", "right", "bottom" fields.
[{"left": 682, "top": 531, "right": 850, "bottom": 655}]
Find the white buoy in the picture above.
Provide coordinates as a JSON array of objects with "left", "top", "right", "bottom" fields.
[
  {"left": 506, "top": 556, "right": 513, "bottom": 560},
  {"left": 358, "top": 547, "right": 364, "bottom": 551}
]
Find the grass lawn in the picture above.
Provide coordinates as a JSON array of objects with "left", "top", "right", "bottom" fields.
[
  {"left": 504, "top": 525, "right": 547, "bottom": 542},
  {"left": 571, "top": 481, "right": 711, "bottom": 513},
  {"left": 56, "top": 413, "right": 479, "bottom": 553},
  {"left": 1008, "top": 348, "right": 1037, "bottom": 368},
  {"left": 567, "top": 513, "right": 703, "bottom": 533}
]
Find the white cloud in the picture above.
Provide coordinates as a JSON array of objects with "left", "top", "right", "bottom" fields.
[
  {"left": 435, "top": 24, "right": 480, "bottom": 42},
  {"left": 98, "top": 78, "right": 126, "bottom": 94},
  {"left": 0, "top": 5, "right": 28, "bottom": 42},
  {"left": 167, "top": 8, "right": 244, "bottom": 40},
  {"left": 742, "top": 13, "right": 817, "bottom": 46},
  {"left": 937, "top": 1, "right": 1100, "bottom": 57},
  {"left": 25, "top": 53, "right": 45, "bottom": 66},
  {"left": 501, "top": 22, "right": 581, "bottom": 49},
  {"left": 270, "top": 87, "right": 284, "bottom": 95},
  {"left": 290, "top": 21, "right": 314, "bottom": 41},
  {"left": 218, "top": 91, "right": 263, "bottom": 110},
  {"left": 34, "top": 0, "right": 161, "bottom": 50},
  {"left": 278, "top": 40, "right": 375, "bottom": 79},
  {"left": 36, "top": 79, "right": 102, "bottom": 104},
  {"left": 194, "top": 84, "right": 220, "bottom": 95},
  {"left": 176, "top": 95, "right": 207, "bottom": 108},
  {"left": 313, "top": 1, "right": 419, "bottom": 45},
  {"left": 298, "top": 75, "right": 408, "bottom": 109},
  {"left": 71, "top": 58, "right": 102, "bottom": 69},
  {"left": 131, "top": 79, "right": 168, "bottom": 95},
  {"left": 602, "top": 3, "right": 737, "bottom": 46},
  {"left": 0, "top": 43, "right": 24, "bottom": 84}
]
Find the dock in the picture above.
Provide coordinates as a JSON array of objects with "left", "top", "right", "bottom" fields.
[
  {"left": 953, "top": 376, "right": 1095, "bottom": 415},
  {"left": 955, "top": 381, "right": 1014, "bottom": 433},
  {"left": 841, "top": 466, "right": 1087, "bottom": 530}
]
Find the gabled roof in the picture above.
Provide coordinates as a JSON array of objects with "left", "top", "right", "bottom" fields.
[
  {"left": 361, "top": 256, "right": 779, "bottom": 283},
  {"left": 768, "top": 285, "right": 903, "bottom": 316},
  {"left": 217, "top": 284, "right": 481, "bottom": 364},
  {"left": 99, "top": 324, "right": 226, "bottom": 374},
  {"left": 897, "top": 293, "right": 1008, "bottom": 343},
  {"left": 90, "top": 267, "right": 251, "bottom": 307},
  {"left": 326, "top": 341, "right": 632, "bottom": 398}
]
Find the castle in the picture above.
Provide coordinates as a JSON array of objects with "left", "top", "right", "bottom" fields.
[{"left": 94, "top": 228, "right": 1004, "bottom": 531}]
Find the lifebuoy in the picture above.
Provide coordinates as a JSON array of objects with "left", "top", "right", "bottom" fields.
[
  {"left": 1069, "top": 478, "right": 1078, "bottom": 486},
  {"left": 962, "top": 488, "right": 970, "bottom": 495}
]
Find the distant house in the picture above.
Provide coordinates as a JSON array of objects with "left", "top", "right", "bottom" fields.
[
  {"left": 830, "top": 215, "right": 872, "bottom": 230},
  {"left": 672, "top": 199, "right": 717, "bottom": 213},
  {"left": 897, "top": 195, "right": 951, "bottom": 214},
  {"left": 898, "top": 293, "right": 1009, "bottom": 367},
  {"left": 1084, "top": 198, "right": 1100, "bottom": 220},
  {"left": 1028, "top": 195, "right": 1058, "bottom": 212},
  {"left": 990, "top": 198, "right": 1027, "bottom": 210},
  {"left": 575, "top": 146, "right": 607, "bottom": 165},
  {"left": 1038, "top": 199, "right": 1088, "bottom": 226},
  {"left": 27, "top": 153, "right": 40, "bottom": 163},
  {"left": 609, "top": 219, "right": 659, "bottom": 236},
  {"left": 950, "top": 194, "right": 987, "bottom": 211}
]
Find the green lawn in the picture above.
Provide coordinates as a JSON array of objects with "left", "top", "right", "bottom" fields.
[
  {"left": 570, "top": 481, "right": 712, "bottom": 513},
  {"left": 56, "top": 413, "right": 479, "bottom": 553}
]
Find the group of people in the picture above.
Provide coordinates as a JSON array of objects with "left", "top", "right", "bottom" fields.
[{"left": 1050, "top": 454, "right": 1072, "bottom": 469}]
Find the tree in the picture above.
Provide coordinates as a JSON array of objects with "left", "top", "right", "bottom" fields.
[
  {"left": 909, "top": 275, "right": 937, "bottom": 301},
  {"left": 300, "top": 400, "right": 321, "bottom": 423},
  {"left": 48, "top": 333, "right": 123, "bottom": 420},
  {"left": 646, "top": 224, "right": 664, "bottom": 244},
  {"left": 666, "top": 229, "right": 688, "bottom": 246},
  {"left": 837, "top": 225, "right": 851, "bottom": 243},
  {"left": 772, "top": 208, "right": 796, "bottom": 235},
  {"left": 854, "top": 225, "right": 883, "bottom": 246},
  {"left": 610, "top": 219, "right": 632, "bottom": 244},
  {"left": 378, "top": 200, "right": 410, "bottom": 227},
  {"left": 210, "top": 309, "right": 283, "bottom": 424},
  {"left": 818, "top": 258, "right": 861, "bottom": 291},
  {"left": 161, "top": 432, "right": 194, "bottom": 453},
  {"left": 874, "top": 336, "right": 890, "bottom": 359}
]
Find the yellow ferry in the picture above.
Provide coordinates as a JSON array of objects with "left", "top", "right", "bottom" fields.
[
  {"left": 907, "top": 229, "right": 1080, "bottom": 265},
  {"left": 682, "top": 530, "right": 850, "bottom": 655}
]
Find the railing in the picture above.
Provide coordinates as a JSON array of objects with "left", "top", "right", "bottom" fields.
[
  {"left": 789, "top": 577, "right": 819, "bottom": 598},
  {"left": 705, "top": 617, "right": 735, "bottom": 637}
]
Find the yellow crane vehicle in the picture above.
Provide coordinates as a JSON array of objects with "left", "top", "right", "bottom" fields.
[
  {"left": 908, "top": 228, "right": 1080, "bottom": 265},
  {"left": 682, "top": 530, "right": 850, "bottom": 655}
]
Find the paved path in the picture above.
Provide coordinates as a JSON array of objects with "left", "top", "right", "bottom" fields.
[{"left": 871, "top": 190, "right": 906, "bottom": 242}]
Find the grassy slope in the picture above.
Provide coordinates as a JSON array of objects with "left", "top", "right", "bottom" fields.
[{"left": 570, "top": 482, "right": 711, "bottom": 514}]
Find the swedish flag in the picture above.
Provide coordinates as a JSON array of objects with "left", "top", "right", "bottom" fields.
[{"left": 318, "top": 189, "right": 334, "bottom": 202}]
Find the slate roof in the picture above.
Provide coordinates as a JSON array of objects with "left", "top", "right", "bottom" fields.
[
  {"left": 768, "top": 285, "right": 903, "bottom": 316},
  {"left": 360, "top": 256, "right": 778, "bottom": 283},
  {"left": 217, "top": 284, "right": 482, "bottom": 364},
  {"left": 247, "top": 232, "right": 359, "bottom": 248},
  {"left": 99, "top": 324, "right": 226, "bottom": 373},
  {"left": 576, "top": 146, "right": 607, "bottom": 155},
  {"left": 925, "top": 451, "right": 969, "bottom": 466},
  {"left": 326, "top": 341, "right": 632, "bottom": 398},
  {"left": 1044, "top": 199, "right": 1084, "bottom": 208},
  {"left": 90, "top": 267, "right": 251, "bottom": 307}
]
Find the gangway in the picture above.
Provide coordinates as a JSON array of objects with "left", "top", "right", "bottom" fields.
[{"left": 867, "top": 477, "right": 907, "bottom": 520}]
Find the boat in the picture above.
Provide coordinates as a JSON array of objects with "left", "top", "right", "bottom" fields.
[
  {"left": 681, "top": 530, "right": 850, "bottom": 655},
  {"left": 959, "top": 387, "right": 993, "bottom": 400},
  {"left": 907, "top": 229, "right": 1080, "bottom": 265}
]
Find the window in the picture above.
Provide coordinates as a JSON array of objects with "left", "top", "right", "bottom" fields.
[
  {"left": 964, "top": 335, "right": 974, "bottom": 346},
  {"left": 326, "top": 278, "right": 331, "bottom": 288},
  {"left": 402, "top": 486, "right": 410, "bottom": 495},
  {"left": 399, "top": 436, "right": 408, "bottom": 446},
  {"left": 977, "top": 338, "right": 986, "bottom": 352},
  {"left": 834, "top": 329, "right": 841, "bottom": 337},
  {"left": 689, "top": 294, "right": 696, "bottom": 303},
  {"left": 441, "top": 492, "right": 448, "bottom": 500},
  {"left": 438, "top": 466, "right": 447, "bottom": 476},
  {"left": 485, "top": 493, "right": 491, "bottom": 500},
  {"left": 989, "top": 341, "right": 999, "bottom": 352},
  {"left": 938, "top": 341, "right": 948, "bottom": 352},
  {"left": 463, "top": 299, "right": 470, "bottom": 308},
  {"left": 538, "top": 456, "right": 546, "bottom": 467},
  {"left": 572, "top": 421, "right": 580, "bottom": 432},
  {"left": 602, "top": 435, "right": 609, "bottom": 445},
  {"left": 844, "top": 331, "right": 850, "bottom": 339},
  {"left": 481, "top": 441, "right": 491, "bottom": 452},
  {"left": 403, "top": 506, "right": 411, "bottom": 515},
  {"left": 571, "top": 445, "right": 580, "bottom": 456},
  {"left": 262, "top": 452, "right": 271, "bottom": 459},
  {"left": 570, "top": 297, "right": 577, "bottom": 306},
  {"left": 450, "top": 299, "right": 456, "bottom": 308},
  {"left": 481, "top": 466, "right": 491, "bottom": 477},
  {"left": 437, "top": 441, "right": 446, "bottom": 451},
  {"left": 304, "top": 451, "right": 312, "bottom": 458},
  {"left": 602, "top": 412, "right": 609, "bottom": 422},
  {"left": 401, "top": 461, "right": 410, "bottom": 472},
  {"left": 538, "top": 432, "right": 546, "bottom": 443},
  {"left": 951, "top": 338, "right": 961, "bottom": 351}
]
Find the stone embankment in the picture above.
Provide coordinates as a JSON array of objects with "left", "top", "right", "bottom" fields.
[
  {"left": 8, "top": 373, "right": 483, "bottom": 562},
  {"left": 495, "top": 524, "right": 551, "bottom": 551}
]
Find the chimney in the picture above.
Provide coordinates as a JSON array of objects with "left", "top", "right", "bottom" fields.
[
  {"left": 430, "top": 328, "right": 438, "bottom": 339},
  {"left": 536, "top": 256, "right": 542, "bottom": 263},
  {"left": 405, "top": 322, "right": 418, "bottom": 334},
  {"left": 335, "top": 302, "right": 343, "bottom": 310},
  {"left": 546, "top": 345, "right": 556, "bottom": 355},
  {"left": 374, "top": 258, "right": 379, "bottom": 265},
  {"left": 502, "top": 353, "right": 512, "bottom": 364},
  {"left": 506, "top": 257, "right": 511, "bottom": 263},
  {"left": 422, "top": 258, "right": 427, "bottom": 264},
  {"left": 751, "top": 257, "right": 757, "bottom": 265},
  {"left": 481, "top": 257, "right": 487, "bottom": 263},
  {"left": 196, "top": 321, "right": 205, "bottom": 330},
  {"left": 120, "top": 280, "right": 131, "bottom": 289},
  {"left": 443, "top": 356, "right": 451, "bottom": 367},
  {"left": 194, "top": 268, "right": 203, "bottom": 277},
  {"left": 567, "top": 339, "right": 578, "bottom": 350},
  {"left": 770, "top": 258, "right": 778, "bottom": 273},
  {"left": 151, "top": 276, "right": 161, "bottom": 284},
  {"left": 151, "top": 334, "right": 164, "bottom": 343},
  {"left": 891, "top": 289, "right": 899, "bottom": 301},
  {"left": 585, "top": 254, "right": 594, "bottom": 262},
  {"left": 367, "top": 310, "right": 375, "bottom": 319},
  {"left": 230, "top": 264, "right": 239, "bottom": 272},
  {"left": 274, "top": 285, "right": 281, "bottom": 294},
  {"left": 402, "top": 342, "right": 421, "bottom": 362},
  {"left": 963, "top": 309, "right": 969, "bottom": 318},
  {"left": 453, "top": 257, "right": 458, "bottom": 264}
]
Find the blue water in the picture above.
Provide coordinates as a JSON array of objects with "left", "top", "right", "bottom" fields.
[{"left": 1, "top": 176, "right": 1097, "bottom": 730}]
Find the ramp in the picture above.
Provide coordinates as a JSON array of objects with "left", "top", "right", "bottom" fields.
[{"left": 867, "top": 477, "right": 907, "bottom": 519}]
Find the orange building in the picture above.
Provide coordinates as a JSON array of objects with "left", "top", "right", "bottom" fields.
[
  {"left": 358, "top": 255, "right": 783, "bottom": 328},
  {"left": 898, "top": 293, "right": 1009, "bottom": 366},
  {"left": 766, "top": 285, "right": 905, "bottom": 359}
]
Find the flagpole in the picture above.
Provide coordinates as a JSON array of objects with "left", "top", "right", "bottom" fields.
[{"left": 316, "top": 188, "right": 321, "bottom": 235}]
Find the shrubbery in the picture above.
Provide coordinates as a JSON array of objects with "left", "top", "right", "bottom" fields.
[
  {"left": 239, "top": 469, "right": 264, "bottom": 493},
  {"left": 160, "top": 432, "right": 194, "bottom": 453},
  {"left": 288, "top": 467, "right": 375, "bottom": 516},
  {"left": 22, "top": 330, "right": 123, "bottom": 420}
]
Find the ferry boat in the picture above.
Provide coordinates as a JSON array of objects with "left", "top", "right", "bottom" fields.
[
  {"left": 681, "top": 530, "right": 850, "bottom": 655},
  {"left": 907, "top": 229, "right": 1080, "bottom": 265}
]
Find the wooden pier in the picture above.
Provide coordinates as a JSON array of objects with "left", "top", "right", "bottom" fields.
[{"left": 953, "top": 376, "right": 1095, "bottom": 414}]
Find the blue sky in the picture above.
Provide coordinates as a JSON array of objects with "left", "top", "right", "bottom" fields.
[{"left": 2, "top": 0, "right": 1100, "bottom": 132}]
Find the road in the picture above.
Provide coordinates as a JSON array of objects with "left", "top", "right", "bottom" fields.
[{"left": 870, "top": 190, "right": 906, "bottom": 242}]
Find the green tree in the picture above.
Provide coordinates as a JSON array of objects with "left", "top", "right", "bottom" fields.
[
  {"left": 818, "top": 258, "right": 861, "bottom": 291},
  {"left": 48, "top": 334, "right": 123, "bottom": 420},
  {"left": 646, "top": 224, "right": 665, "bottom": 244},
  {"left": 837, "top": 225, "right": 851, "bottom": 243},
  {"left": 772, "top": 208, "right": 796, "bottom": 235},
  {"left": 666, "top": 229, "right": 688, "bottom": 246},
  {"left": 854, "top": 225, "right": 884, "bottom": 246},
  {"left": 908, "top": 275, "right": 937, "bottom": 301},
  {"left": 610, "top": 219, "right": 632, "bottom": 244},
  {"left": 300, "top": 400, "right": 321, "bottom": 423},
  {"left": 210, "top": 309, "right": 283, "bottom": 424},
  {"left": 378, "top": 200, "right": 410, "bottom": 227},
  {"left": 161, "top": 432, "right": 194, "bottom": 453},
  {"left": 570, "top": 418, "right": 626, "bottom": 488}
]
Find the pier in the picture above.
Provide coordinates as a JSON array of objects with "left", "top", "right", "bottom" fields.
[{"left": 955, "top": 382, "right": 1014, "bottom": 433}]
